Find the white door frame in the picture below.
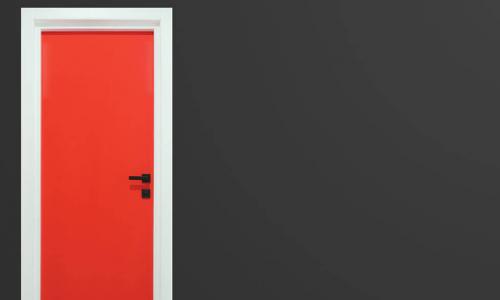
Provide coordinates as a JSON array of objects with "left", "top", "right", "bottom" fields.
[{"left": 21, "top": 8, "right": 172, "bottom": 300}]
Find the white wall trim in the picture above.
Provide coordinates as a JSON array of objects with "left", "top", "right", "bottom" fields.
[{"left": 21, "top": 8, "right": 172, "bottom": 300}]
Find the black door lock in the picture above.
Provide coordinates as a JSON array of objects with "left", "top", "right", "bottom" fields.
[
  {"left": 129, "top": 173, "right": 151, "bottom": 199},
  {"left": 142, "top": 189, "right": 151, "bottom": 199}
]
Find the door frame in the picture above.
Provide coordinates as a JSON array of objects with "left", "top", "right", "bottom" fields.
[{"left": 21, "top": 8, "right": 172, "bottom": 300}]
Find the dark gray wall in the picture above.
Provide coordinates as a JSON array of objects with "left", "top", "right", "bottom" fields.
[{"left": 4, "top": 0, "right": 500, "bottom": 299}]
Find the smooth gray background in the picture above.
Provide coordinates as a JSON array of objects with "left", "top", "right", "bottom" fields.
[{"left": 6, "top": 1, "right": 500, "bottom": 299}]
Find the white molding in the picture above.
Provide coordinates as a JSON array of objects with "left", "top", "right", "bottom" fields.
[{"left": 21, "top": 8, "right": 172, "bottom": 300}]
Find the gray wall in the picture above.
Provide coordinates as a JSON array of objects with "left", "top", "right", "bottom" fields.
[{"left": 6, "top": 1, "right": 500, "bottom": 299}]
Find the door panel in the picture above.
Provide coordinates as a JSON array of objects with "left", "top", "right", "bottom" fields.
[{"left": 41, "top": 31, "right": 154, "bottom": 300}]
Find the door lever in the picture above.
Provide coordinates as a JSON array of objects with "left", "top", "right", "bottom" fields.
[
  {"left": 128, "top": 173, "right": 151, "bottom": 183},
  {"left": 129, "top": 173, "right": 151, "bottom": 199}
]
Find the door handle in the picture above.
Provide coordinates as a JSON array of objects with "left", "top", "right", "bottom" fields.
[
  {"left": 128, "top": 173, "right": 151, "bottom": 199},
  {"left": 128, "top": 173, "right": 151, "bottom": 183}
]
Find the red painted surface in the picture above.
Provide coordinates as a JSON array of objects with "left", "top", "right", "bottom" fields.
[{"left": 41, "top": 32, "right": 154, "bottom": 300}]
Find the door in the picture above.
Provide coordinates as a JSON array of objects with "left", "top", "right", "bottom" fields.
[{"left": 41, "top": 31, "right": 154, "bottom": 300}]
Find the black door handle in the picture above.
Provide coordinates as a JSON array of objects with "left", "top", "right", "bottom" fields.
[
  {"left": 128, "top": 173, "right": 151, "bottom": 183},
  {"left": 128, "top": 173, "right": 151, "bottom": 199}
]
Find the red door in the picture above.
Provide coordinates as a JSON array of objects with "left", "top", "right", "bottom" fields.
[{"left": 41, "top": 31, "right": 154, "bottom": 300}]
